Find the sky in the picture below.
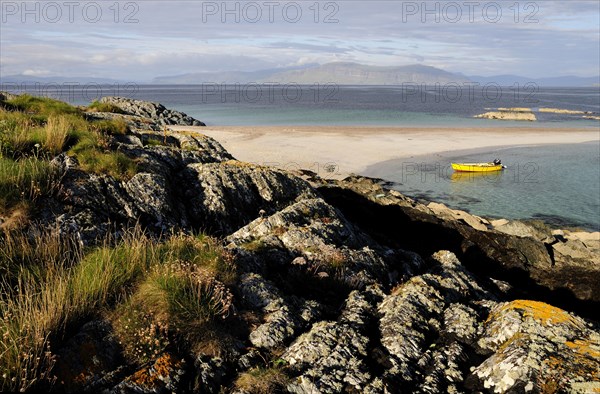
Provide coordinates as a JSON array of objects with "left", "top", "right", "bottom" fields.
[{"left": 1, "top": 0, "right": 599, "bottom": 81}]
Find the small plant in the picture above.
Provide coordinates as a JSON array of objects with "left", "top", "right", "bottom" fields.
[
  {"left": 89, "top": 119, "right": 129, "bottom": 136},
  {"left": 235, "top": 365, "right": 289, "bottom": 394},
  {"left": 138, "top": 262, "right": 233, "bottom": 329},
  {"left": 111, "top": 302, "right": 169, "bottom": 364},
  {"left": 158, "top": 233, "right": 237, "bottom": 286},
  {"left": 318, "top": 244, "right": 348, "bottom": 269},
  {"left": 39, "top": 115, "right": 70, "bottom": 155}
]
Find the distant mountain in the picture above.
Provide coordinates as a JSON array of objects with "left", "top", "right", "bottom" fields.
[
  {"left": 264, "top": 62, "right": 471, "bottom": 85},
  {"left": 466, "top": 74, "right": 599, "bottom": 87},
  {"left": 153, "top": 62, "right": 470, "bottom": 85}
]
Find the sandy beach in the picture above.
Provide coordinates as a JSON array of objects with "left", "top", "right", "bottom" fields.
[{"left": 169, "top": 125, "right": 599, "bottom": 179}]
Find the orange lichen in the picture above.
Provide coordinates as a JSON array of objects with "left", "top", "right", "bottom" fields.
[
  {"left": 493, "top": 300, "right": 577, "bottom": 326},
  {"left": 541, "top": 339, "right": 600, "bottom": 384},
  {"left": 565, "top": 339, "right": 600, "bottom": 359},
  {"left": 128, "top": 353, "right": 182, "bottom": 388}
]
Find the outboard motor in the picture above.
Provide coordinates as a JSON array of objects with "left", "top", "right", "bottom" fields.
[{"left": 493, "top": 158, "right": 502, "bottom": 165}]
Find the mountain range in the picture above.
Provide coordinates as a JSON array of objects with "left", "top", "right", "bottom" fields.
[
  {"left": 152, "top": 62, "right": 598, "bottom": 87},
  {"left": 2, "top": 63, "right": 598, "bottom": 87}
]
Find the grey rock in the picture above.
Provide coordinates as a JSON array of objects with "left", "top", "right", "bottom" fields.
[
  {"left": 283, "top": 286, "right": 385, "bottom": 393},
  {"left": 183, "top": 162, "right": 316, "bottom": 235},
  {"left": 228, "top": 198, "right": 397, "bottom": 286},
  {"left": 469, "top": 300, "right": 600, "bottom": 393},
  {"left": 492, "top": 219, "right": 554, "bottom": 242},
  {"left": 377, "top": 251, "right": 495, "bottom": 388},
  {"left": 0, "top": 91, "right": 20, "bottom": 101},
  {"left": 109, "top": 352, "right": 187, "bottom": 394},
  {"left": 123, "top": 173, "right": 179, "bottom": 230},
  {"left": 99, "top": 96, "right": 206, "bottom": 126},
  {"left": 194, "top": 356, "right": 227, "bottom": 393},
  {"left": 236, "top": 349, "right": 262, "bottom": 371},
  {"left": 238, "top": 273, "right": 304, "bottom": 349}
]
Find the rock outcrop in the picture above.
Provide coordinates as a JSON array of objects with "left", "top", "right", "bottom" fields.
[
  {"left": 474, "top": 111, "right": 537, "bottom": 121},
  {"left": 99, "top": 96, "right": 206, "bottom": 126},
  {"left": 3, "top": 94, "right": 598, "bottom": 393},
  {"left": 539, "top": 107, "right": 590, "bottom": 114}
]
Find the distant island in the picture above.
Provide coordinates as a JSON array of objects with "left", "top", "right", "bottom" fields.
[
  {"left": 3, "top": 62, "right": 598, "bottom": 87},
  {"left": 152, "top": 62, "right": 599, "bottom": 87}
]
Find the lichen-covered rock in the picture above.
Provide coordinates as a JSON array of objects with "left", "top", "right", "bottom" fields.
[
  {"left": 228, "top": 198, "right": 416, "bottom": 287},
  {"left": 194, "top": 356, "right": 227, "bottom": 393},
  {"left": 110, "top": 353, "right": 186, "bottom": 394},
  {"left": 183, "top": 162, "right": 316, "bottom": 235},
  {"left": 283, "top": 286, "right": 385, "bottom": 393},
  {"left": 123, "top": 173, "right": 181, "bottom": 231},
  {"left": 238, "top": 273, "right": 303, "bottom": 349},
  {"left": 99, "top": 96, "right": 205, "bottom": 126},
  {"left": 377, "top": 251, "right": 496, "bottom": 390},
  {"left": 469, "top": 300, "right": 600, "bottom": 393},
  {"left": 316, "top": 175, "right": 600, "bottom": 313}
]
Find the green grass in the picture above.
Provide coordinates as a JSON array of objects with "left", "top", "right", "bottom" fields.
[
  {"left": 111, "top": 234, "right": 236, "bottom": 361},
  {"left": 0, "top": 156, "right": 58, "bottom": 214},
  {"left": 1, "top": 96, "right": 138, "bottom": 181},
  {"left": 3, "top": 94, "right": 80, "bottom": 119},
  {"left": 75, "top": 149, "right": 138, "bottom": 180},
  {"left": 0, "top": 230, "right": 236, "bottom": 391},
  {"left": 86, "top": 100, "right": 125, "bottom": 114},
  {"left": 157, "top": 233, "right": 237, "bottom": 286}
]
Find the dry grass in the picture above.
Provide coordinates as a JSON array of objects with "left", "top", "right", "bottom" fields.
[
  {"left": 0, "top": 228, "right": 150, "bottom": 392},
  {"left": 235, "top": 366, "right": 289, "bottom": 394},
  {"left": 110, "top": 234, "right": 236, "bottom": 362},
  {"left": 41, "top": 115, "right": 70, "bottom": 155}
]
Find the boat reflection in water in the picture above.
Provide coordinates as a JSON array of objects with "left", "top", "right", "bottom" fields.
[{"left": 450, "top": 170, "right": 504, "bottom": 183}]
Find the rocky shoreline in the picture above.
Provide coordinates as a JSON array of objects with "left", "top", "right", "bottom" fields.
[
  {"left": 1, "top": 94, "right": 599, "bottom": 393},
  {"left": 475, "top": 107, "right": 599, "bottom": 122}
]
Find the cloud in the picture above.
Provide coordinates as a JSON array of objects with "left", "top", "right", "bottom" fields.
[
  {"left": 0, "top": 0, "right": 597, "bottom": 79},
  {"left": 22, "top": 69, "right": 51, "bottom": 76}
]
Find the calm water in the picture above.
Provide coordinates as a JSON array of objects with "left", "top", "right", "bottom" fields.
[
  {"left": 5, "top": 84, "right": 600, "bottom": 127},
  {"left": 364, "top": 142, "right": 600, "bottom": 231},
  {"left": 5, "top": 84, "right": 600, "bottom": 228}
]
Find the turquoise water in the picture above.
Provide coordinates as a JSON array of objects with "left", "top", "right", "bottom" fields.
[
  {"left": 6, "top": 85, "right": 600, "bottom": 127},
  {"left": 364, "top": 142, "right": 600, "bottom": 230}
]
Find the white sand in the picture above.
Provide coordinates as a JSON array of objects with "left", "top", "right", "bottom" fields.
[{"left": 169, "top": 125, "right": 599, "bottom": 179}]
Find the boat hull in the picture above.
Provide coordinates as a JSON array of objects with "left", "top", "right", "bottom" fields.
[{"left": 451, "top": 163, "right": 504, "bottom": 172}]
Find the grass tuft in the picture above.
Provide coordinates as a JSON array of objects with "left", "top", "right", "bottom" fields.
[
  {"left": 235, "top": 366, "right": 289, "bottom": 394},
  {"left": 89, "top": 119, "right": 129, "bottom": 136},
  {"left": 0, "top": 156, "right": 59, "bottom": 215},
  {"left": 86, "top": 101, "right": 125, "bottom": 114},
  {"left": 4, "top": 94, "right": 80, "bottom": 119},
  {"left": 75, "top": 149, "right": 138, "bottom": 181}
]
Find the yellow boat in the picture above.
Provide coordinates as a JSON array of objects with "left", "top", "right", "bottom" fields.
[{"left": 451, "top": 159, "right": 505, "bottom": 172}]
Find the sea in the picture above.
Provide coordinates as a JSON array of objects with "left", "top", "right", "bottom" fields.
[{"left": 5, "top": 84, "right": 600, "bottom": 230}]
